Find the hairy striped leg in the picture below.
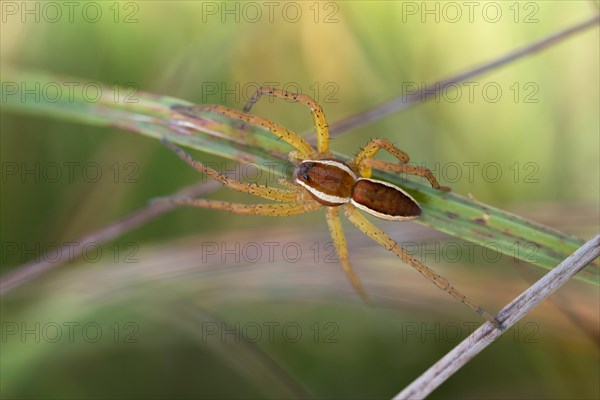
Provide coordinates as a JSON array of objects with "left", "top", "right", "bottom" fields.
[
  {"left": 243, "top": 87, "right": 331, "bottom": 154},
  {"left": 160, "top": 139, "right": 298, "bottom": 202},
  {"left": 364, "top": 159, "right": 450, "bottom": 191},
  {"left": 354, "top": 138, "right": 411, "bottom": 177},
  {"left": 163, "top": 199, "right": 312, "bottom": 216},
  {"left": 354, "top": 138, "right": 449, "bottom": 191},
  {"left": 343, "top": 203, "right": 499, "bottom": 327},
  {"left": 325, "top": 207, "right": 369, "bottom": 302},
  {"left": 193, "top": 104, "right": 316, "bottom": 158},
  {"left": 157, "top": 139, "right": 317, "bottom": 215},
  {"left": 157, "top": 139, "right": 320, "bottom": 216}
]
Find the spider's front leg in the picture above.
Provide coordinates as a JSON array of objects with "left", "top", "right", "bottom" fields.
[
  {"left": 156, "top": 139, "right": 323, "bottom": 216},
  {"left": 355, "top": 138, "right": 450, "bottom": 192},
  {"left": 243, "top": 86, "right": 330, "bottom": 154},
  {"left": 192, "top": 105, "right": 316, "bottom": 158},
  {"left": 160, "top": 139, "right": 297, "bottom": 202},
  {"left": 162, "top": 198, "right": 312, "bottom": 216},
  {"left": 343, "top": 203, "right": 499, "bottom": 327}
]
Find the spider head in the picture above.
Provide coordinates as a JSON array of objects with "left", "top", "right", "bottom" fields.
[
  {"left": 294, "top": 162, "right": 315, "bottom": 182},
  {"left": 293, "top": 160, "right": 357, "bottom": 206}
]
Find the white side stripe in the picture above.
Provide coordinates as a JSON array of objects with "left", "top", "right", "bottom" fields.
[
  {"left": 295, "top": 179, "right": 349, "bottom": 204},
  {"left": 351, "top": 199, "right": 419, "bottom": 221}
]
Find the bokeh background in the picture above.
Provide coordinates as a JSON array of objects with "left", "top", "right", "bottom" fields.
[{"left": 1, "top": 1, "right": 599, "bottom": 399}]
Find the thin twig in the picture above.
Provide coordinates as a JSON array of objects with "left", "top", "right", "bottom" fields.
[
  {"left": 0, "top": 181, "right": 220, "bottom": 295},
  {"left": 316, "top": 14, "right": 600, "bottom": 139},
  {"left": 394, "top": 233, "right": 600, "bottom": 400}
]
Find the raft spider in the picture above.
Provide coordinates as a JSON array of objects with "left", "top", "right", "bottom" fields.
[{"left": 161, "top": 87, "right": 498, "bottom": 327}]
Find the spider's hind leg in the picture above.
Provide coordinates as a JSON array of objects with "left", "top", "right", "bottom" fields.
[
  {"left": 354, "top": 138, "right": 410, "bottom": 177},
  {"left": 343, "top": 203, "right": 499, "bottom": 327},
  {"left": 366, "top": 159, "right": 450, "bottom": 192},
  {"left": 355, "top": 138, "right": 449, "bottom": 191}
]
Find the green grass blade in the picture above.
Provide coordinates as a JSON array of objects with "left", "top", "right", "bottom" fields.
[{"left": 2, "top": 69, "right": 598, "bottom": 284}]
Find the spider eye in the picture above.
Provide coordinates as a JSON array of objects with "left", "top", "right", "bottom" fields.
[{"left": 298, "top": 162, "right": 314, "bottom": 181}]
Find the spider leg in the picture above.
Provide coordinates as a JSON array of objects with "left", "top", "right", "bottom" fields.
[
  {"left": 193, "top": 104, "right": 315, "bottom": 158},
  {"left": 354, "top": 138, "right": 449, "bottom": 191},
  {"left": 277, "top": 178, "right": 299, "bottom": 190},
  {"left": 364, "top": 159, "right": 450, "bottom": 192},
  {"left": 157, "top": 197, "right": 314, "bottom": 216},
  {"left": 354, "top": 138, "right": 411, "bottom": 177},
  {"left": 161, "top": 139, "right": 298, "bottom": 202},
  {"left": 325, "top": 207, "right": 369, "bottom": 303},
  {"left": 343, "top": 203, "right": 499, "bottom": 327},
  {"left": 243, "top": 87, "right": 330, "bottom": 154}
]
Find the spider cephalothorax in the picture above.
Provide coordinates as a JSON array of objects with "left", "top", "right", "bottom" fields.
[
  {"left": 163, "top": 86, "right": 498, "bottom": 327},
  {"left": 293, "top": 160, "right": 358, "bottom": 206}
]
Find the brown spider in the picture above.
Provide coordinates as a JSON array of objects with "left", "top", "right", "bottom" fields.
[{"left": 161, "top": 87, "right": 498, "bottom": 327}]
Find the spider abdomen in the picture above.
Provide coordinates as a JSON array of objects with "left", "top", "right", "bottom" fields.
[{"left": 351, "top": 178, "right": 421, "bottom": 221}]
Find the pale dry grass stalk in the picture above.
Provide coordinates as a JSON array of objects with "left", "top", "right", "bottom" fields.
[{"left": 394, "top": 233, "right": 600, "bottom": 400}]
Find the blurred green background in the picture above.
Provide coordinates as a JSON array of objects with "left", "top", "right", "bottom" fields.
[{"left": 1, "top": 1, "right": 599, "bottom": 399}]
